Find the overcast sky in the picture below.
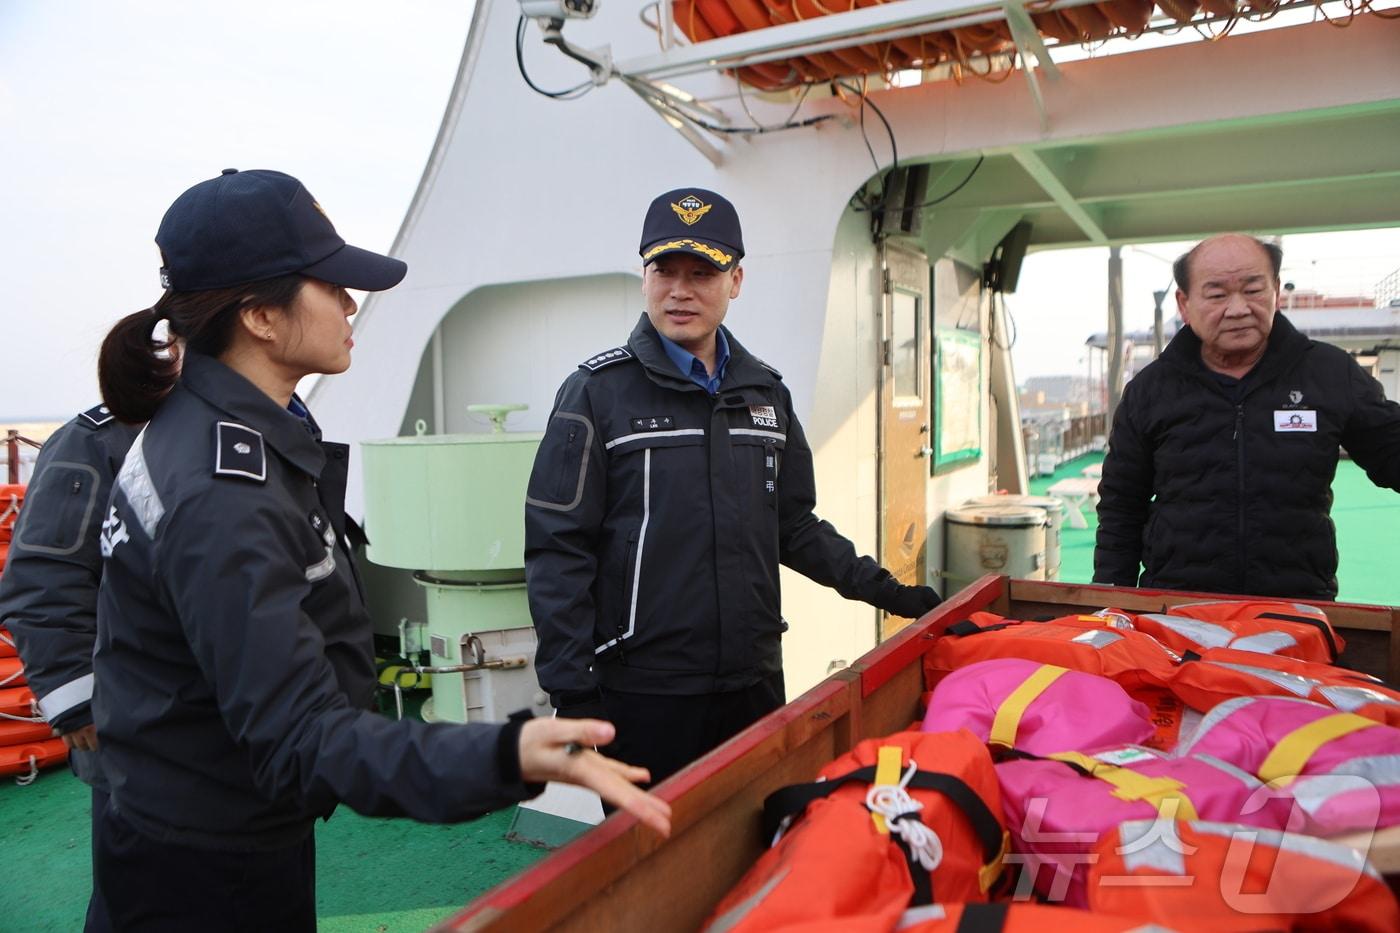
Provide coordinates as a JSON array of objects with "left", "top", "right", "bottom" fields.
[
  {"left": 2, "top": 3, "right": 1396, "bottom": 419},
  {"left": 0, "top": 1, "right": 470, "bottom": 420}
]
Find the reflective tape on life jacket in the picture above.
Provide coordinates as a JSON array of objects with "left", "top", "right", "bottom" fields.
[
  {"left": 1168, "top": 648, "right": 1400, "bottom": 728},
  {"left": 703, "top": 730, "right": 1006, "bottom": 932},
  {"left": 922, "top": 659, "right": 1155, "bottom": 757},
  {"left": 1163, "top": 599, "right": 1342, "bottom": 663},
  {"left": 1088, "top": 819, "right": 1400, "bottom": 933},
  {"left": 1176, "top": 695, "right": 1400, "bottom": 834}
]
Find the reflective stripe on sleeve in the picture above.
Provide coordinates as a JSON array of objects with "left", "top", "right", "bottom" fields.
[{"left": 36, "top": 672, "right": 94, "bottom": 721}]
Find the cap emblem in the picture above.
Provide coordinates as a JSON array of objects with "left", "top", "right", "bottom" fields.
[{"left": 671, "top": 195, "right": 711, "bottom": 226}]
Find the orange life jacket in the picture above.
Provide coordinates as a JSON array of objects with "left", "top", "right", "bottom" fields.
[
  {"left": 1130, "top": 599, "right": 1343, "bottom": 665},
  {"left": 1168, "top": 647, "right": 1400, "bottom": 728},
  {"left": 702, "top": 730, "right": 1007, "bottom": 933},
  {"left": 924, "top": 614, "right": 1179, "bottom": 700},
  {"left": 1087, "top": 819, "right": 1400, "bottom": 932}
]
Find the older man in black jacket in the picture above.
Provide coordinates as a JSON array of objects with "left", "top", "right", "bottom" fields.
[{"left": 1094, "top": 234, "right": 1400, "bottom": 600}]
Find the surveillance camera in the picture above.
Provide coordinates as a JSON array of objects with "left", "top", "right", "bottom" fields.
[{"left": 519, "top": 0, "right": 597, "bottom": 19}]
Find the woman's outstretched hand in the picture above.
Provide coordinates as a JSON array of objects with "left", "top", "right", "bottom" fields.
[{"left": 518, "top": 717, "right": 673, "bottom": 837}]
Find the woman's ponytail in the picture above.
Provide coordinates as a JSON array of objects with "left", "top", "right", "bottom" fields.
[{"left": 98, "top": 302, "right": 179, "bottom": 424}]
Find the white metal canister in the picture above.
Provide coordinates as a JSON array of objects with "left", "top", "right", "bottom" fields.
[{"left": 943, "top": 504, "right": 1047, "bottom": 595}]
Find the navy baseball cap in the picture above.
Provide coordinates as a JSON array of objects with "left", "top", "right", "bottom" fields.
[
  {"left": 156, "top": 169, "right": 407, "bottom": 292},
  {"left": 638, "top": 188, "right": 744, "bottom": 271}
]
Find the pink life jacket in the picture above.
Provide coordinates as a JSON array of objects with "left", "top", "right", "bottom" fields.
[
  {"left": 995, "top": 745, "right": 1290, "bottom": 906},
  {"left": 1175, "top": 695, "right": 1400, "bottom": 835},
  {"left": 1130, "top": 599, "right": 1343, "bottom": 665},
  {"left": 922, "top": 659, "right": 1155, "bottom": 756}
]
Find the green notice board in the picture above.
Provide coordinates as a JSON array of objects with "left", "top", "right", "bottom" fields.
[{"left": 934, "top": 328, "right": 982, "bottom": 472}]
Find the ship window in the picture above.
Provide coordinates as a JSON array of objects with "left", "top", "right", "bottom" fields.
[{"left": 892, "top": 288, "right": 921, "bottom": 401}]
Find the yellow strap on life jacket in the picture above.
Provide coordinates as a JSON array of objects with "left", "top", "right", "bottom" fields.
[
  {"left": 1051, "top": 751, "right": 1200, "bottom": 821},
  {"left": 989, "top": 664, "right": 1069, "bottom": 748},
  {"left": 1257, "top": 713, "right": 1379, "bottom": 787},
  {"left": 871, "top": 745, "right": 903, "bottom": 834}
]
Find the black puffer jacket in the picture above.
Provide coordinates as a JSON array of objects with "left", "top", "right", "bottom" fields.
[{"left": 1094, "top": 314, "right": 1400, "bottom": 600}]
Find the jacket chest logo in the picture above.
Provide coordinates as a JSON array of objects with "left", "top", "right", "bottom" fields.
[
  {"left": 630, "top": 416, "right": 675, "bottom": 432},
  {"left": 749, "top": 405, "right": 778, "bottom": 428},
  {"left": 1288, "top": 389, "right": 1303, "bottom": 405}
]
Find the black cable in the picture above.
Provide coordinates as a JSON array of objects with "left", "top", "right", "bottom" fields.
[
  {"left": 912, "top": 154, "right": 985, "bottom": 209},
  {"left": 515, "top": 16, "right": 594, "bottom": 100},
  {"left": 835, "top": 79, "right": 898, "bottom": 214}
]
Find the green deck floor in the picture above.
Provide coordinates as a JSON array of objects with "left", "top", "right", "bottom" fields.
[
  {"left": 4, "top": 455, "right": 1397, "bottom": 931},
  {"left": 1029, "top": 453, "right": 1400, "bottom": 604}
]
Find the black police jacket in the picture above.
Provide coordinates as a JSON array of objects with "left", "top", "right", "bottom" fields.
[
  {"left": 0, "top": 407, "right": 138, "bottom": 746},
  {"left": 95, "top": 353, "right": 534, "bottom": 851},
  {"left": 525, "top": 315, "right": 937, "bottom": 706},
  {"left": 1094, "top": 314, "right": 1400, "bottom": 600}
]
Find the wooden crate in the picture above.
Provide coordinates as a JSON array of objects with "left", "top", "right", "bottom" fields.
[{"left": 435, "top": 576, "right": 1399, "bottom": 932}]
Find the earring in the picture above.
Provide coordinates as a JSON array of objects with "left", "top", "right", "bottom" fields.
[{"left": 264, "top": 332, "right": 274, "bottom": 340}]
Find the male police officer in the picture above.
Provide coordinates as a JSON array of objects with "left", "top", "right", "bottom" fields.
[
  {"left": 525, "top": 188, "right": 941, "bottom": 785},
  {"left": 0, "top": 404, "right": 139, "bottom": 931}
]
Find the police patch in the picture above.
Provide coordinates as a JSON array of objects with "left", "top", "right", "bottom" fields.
[
  {"left": 630, "top": 416, "right": 675, "bottom": 432},
  {"left": 749, "top": 405, "right": 779, "bottom": 428},
  {"left": 580, "top": 346, "right": 634, "bottom": 372},
  {"left": 214, "top": 421, "right": 266, "bottom": 482}
]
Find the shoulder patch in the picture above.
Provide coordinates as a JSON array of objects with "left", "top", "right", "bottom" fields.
[
  {"left": 214, "top": 421, "right": 266, "bottom": 482},
  {"left": 579, "top": 346, "right": 634, "bottom": 372},
  {"left": 78, "top": 403, "right": 115, "bottom": 428}
]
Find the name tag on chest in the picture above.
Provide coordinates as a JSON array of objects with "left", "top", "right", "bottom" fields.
[{"left": 1274, "top": 410, "right": 1317, "bottom": 433}]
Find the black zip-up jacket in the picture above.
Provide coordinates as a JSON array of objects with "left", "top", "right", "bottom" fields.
[
  {"left": 525, "top": 315, "right": 938, "bottom": 705},
  {"left": 0, "top": 406, "right": 138, "bottom": 789},
  {"left": 95, "top": 353, "right": 535, "bottom": 851},
  {"left": 1094, "top": 314, "right": 1400, "bottom": 600}
]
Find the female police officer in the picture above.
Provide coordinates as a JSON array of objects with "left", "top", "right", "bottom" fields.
[{"left": 90, "top": 169, "right": 669, "bottom": 931}]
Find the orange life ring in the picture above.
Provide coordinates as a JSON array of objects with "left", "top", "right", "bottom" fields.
[
  {"left": 0, "top": 626, "right": 16, "bottom": 659},
  {"left": 0, "top": 657, "right": 25, "bottom": 688},
  {"left": 0, "top": 719, "right": 53, "bottom": 746},
  {"left": 0, "top": 738, "right": 68, "bottom": 781},
  {"left": 0, "top": 686, "right": 38, "bottom": 719},
  {"left": 1097, "top": 0, "right": 1153, "bottom": 33}
]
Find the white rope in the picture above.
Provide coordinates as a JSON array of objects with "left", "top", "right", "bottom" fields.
[
  {"left": 0, "top": 493, "right": 19, "bottom": 526},
  {"left": 0, "top": 711, "right": 44, "bottom": 723},
  {"left": 866, "top": 760, "right": 944, "bottom": 873},
  {"left": 14, "top": 755, "right": 38, "bottom": 786},
  {"left": 0, "top": 668, "right": 22, "bottom": 687}
]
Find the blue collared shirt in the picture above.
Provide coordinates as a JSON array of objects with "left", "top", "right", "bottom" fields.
[{"left": 658, "top": 329, "right": 730, "bottom": 395}]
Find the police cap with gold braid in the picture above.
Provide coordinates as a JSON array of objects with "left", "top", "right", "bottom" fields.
[{"left": 638, "top": 188, "right": 744, "bottom": 272}]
